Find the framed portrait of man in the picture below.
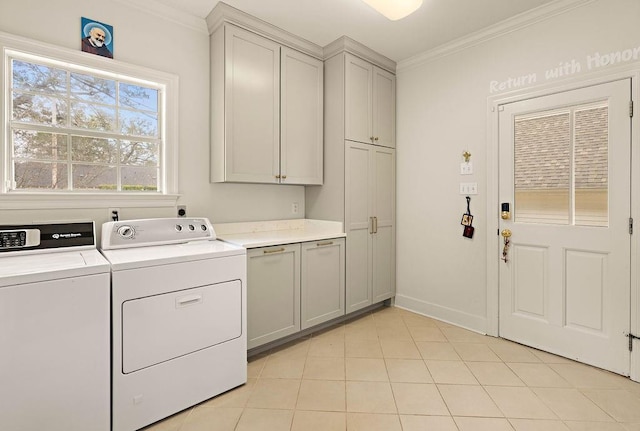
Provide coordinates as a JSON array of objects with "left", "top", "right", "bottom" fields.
[{"left": 81, "top": 17, "right": 114, "bottom": 59}]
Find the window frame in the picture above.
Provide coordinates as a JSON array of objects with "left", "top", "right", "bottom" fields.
[{"left": 0, "top": 31, "right": 179, "bottom": 209}]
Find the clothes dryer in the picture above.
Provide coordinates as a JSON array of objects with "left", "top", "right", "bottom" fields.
[{"left": 100, "top": 217, "right": 247, "bottom": 431}]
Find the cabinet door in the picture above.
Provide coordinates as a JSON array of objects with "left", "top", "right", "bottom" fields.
[
  {"left": 301, "top": 238, "right": 345, "bottom": 329},
  {"left": 372, "top": 67, "right": 396, "bottom": 148},
  {"left": 345, "top": 142, "right": 373, "bottom": 312},
  {"left": 372, "top": 147, "right": 396, "bottom": 302},
  {"left": 280, "top": 47, "right": 324, "bottom": 185},
  {"left": 247, "top": 244, "right": 300, "bottom": 349},
  {"left": 224, "top": 25, "right": 280, "bottom": 183},
  {"left": 345, "top": 53, "right": 373, "bottom": 145}
]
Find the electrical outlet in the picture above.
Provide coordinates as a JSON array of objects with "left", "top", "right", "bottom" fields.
[
  {"left": 292, "top": 202, "right": 299, "bottom": 214},
  {"left": 177, "top": 205, "right": 187, "bottom": 217},
  {"left": 108, "top": 207, "right": 120, "bottom": 221}
]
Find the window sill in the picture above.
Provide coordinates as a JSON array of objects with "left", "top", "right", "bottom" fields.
[{"left": 0, "top": 192, "right": 180, "bottom": 210}]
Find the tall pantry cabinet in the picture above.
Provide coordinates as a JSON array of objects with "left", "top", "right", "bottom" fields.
[{"left": 306, "top": 38, "right": 396, "bottom": 313}]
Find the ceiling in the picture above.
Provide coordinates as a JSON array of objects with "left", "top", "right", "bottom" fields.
[{"left": 146, "top": 0, "right": 559, "bottom": 62}]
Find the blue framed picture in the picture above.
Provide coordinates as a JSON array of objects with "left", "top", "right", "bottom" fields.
[{"left": 81, "top": 17, "right": 114, "bottom": 59}]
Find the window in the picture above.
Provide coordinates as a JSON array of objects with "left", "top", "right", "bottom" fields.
[
  {"left": 1, "top": 32, "right": 178, "bottom": 208},
  {"left": 514, "top": 101, "right": 609, "bottom": 227}
]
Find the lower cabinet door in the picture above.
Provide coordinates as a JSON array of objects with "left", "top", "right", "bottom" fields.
[
  {"left": 301, "top": 238, "right": 345, "bottom": 330},
  {"left": 247, "top": 244, "right": 300, "bottom": 349}
]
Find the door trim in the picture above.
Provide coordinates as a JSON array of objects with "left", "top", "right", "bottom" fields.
[{"left": 486, "top": 65, "right": 640, "bottom": 381}]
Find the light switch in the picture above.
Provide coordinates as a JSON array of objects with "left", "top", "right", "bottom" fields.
[
  {"left": 460, "top": 162, "right": 473, "bottom": 175},
  {"left": 459, "top": 182, "right": 478, "bottom": 195}
]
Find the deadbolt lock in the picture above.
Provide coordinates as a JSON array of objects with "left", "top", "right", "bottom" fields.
[{"left": 501, "top": 202, "right": 510, "bottom": 220}]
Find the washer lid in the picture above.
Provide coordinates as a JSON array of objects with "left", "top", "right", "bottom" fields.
[
  {"left": 0, "top": 249, "right": 110, "bottom": 287},
  {"left": 100, "top": 239, "right": 246, "bottom": 271}
]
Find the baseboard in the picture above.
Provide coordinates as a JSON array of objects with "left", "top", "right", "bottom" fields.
[{"left": 394, "top": 294, "right": 488, "bottom": 335}]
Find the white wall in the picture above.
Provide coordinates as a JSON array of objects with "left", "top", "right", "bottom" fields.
[
  {"left": 395, "top": 0, "right": 640, "bottom": 332},
  {"left": 0, "top": 0, "right": 304, "bottom": 227}
]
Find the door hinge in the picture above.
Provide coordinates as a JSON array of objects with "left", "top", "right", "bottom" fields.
[
  {"left": 630, "top": 100, "right": 634, "bottom": 117},
  {"left": 628, "top": 333, "right": 640, "bottom": 352},
  {"left": 630, "top": 218, "right": 634, "bottom": 234}
]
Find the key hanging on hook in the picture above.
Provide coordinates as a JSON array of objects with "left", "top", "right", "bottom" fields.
[
  {"left": 501, "top": 229, "right": 512, "bottom": 262},
  {"left": 461, "top": 196, "right": 475, "bottom": 238}
]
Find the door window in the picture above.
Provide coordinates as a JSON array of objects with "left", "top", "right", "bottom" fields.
[{"left": 514, "top": 102, "right": 608, "bottom": 227}]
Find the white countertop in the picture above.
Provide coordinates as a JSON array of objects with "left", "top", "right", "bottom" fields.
[{"left": 213, "top": 219, "right": 345, "bottom": 248}]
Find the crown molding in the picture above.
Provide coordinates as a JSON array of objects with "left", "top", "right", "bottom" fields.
[
  {"left": 206, "top": 2, "right": 323, "bottom": 59},
  {"left": 397, "top": 0, "right": 596, "bottom": 73},
  {"left": 112, "top": 0, "right": 209, "bottom": 34},
  {"left": 324, "top": 36, "right": 396, "bottom": 73}
]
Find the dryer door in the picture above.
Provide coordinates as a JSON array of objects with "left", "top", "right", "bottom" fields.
[{"left": 121, "top": 280, "right": 242, "bottom": 373}]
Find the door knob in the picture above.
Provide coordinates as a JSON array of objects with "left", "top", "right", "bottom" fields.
[{"left": 501, "top": 229, "right": 512, "bottom": 238}]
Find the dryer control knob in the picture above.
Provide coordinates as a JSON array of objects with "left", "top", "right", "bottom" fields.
[{"left": 117, "top": 225, "right": 135, "bottom": 239}]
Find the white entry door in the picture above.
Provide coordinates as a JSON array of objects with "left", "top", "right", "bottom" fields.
[{"left": 498, "top": 79, "right": 632, "bottom": 375}]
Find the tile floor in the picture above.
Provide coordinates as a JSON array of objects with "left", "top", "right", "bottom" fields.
[{"left": 143, "top": 306, "right": 640, "bottom": 431}]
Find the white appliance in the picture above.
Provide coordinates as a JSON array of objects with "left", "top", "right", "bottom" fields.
[
  {"left": 0, "top": 222, "right": 110, "bottom": 431},
  {"left": 100, "top": 217, "right": 247, "bottom": 431}
]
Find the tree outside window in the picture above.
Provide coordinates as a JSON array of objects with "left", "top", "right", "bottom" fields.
[{"left": 9, "top": 58, "right": 162, "bottom": 192}]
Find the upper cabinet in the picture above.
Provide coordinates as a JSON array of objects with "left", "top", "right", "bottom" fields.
[
  {"left": 281, "top": 47, "right": 324, "bottom": 185},
  {"left": 212, "top": 25, "right": 280, "bottom": 184},
  {"left": 345, "top": 53, "right": 396, "bottom": 148},
  {"left": 208, "top": 5, "right": 323, "bottom": 185}
]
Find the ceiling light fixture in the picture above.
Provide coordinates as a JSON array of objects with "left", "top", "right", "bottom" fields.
[{"left": 361, "top": 0, "right": 423, "bottom": 21}]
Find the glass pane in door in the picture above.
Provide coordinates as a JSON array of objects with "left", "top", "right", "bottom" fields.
[
  {"left": 514, "top": 111, "right": 571, "bottom": 224},
  {"left": 574, "top": 105, "right": 608, "bottom": 227}
]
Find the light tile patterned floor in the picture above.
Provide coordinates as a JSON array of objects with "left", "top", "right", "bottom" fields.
[{"left": 143, "top": 306, "right": 640, "bottom": 431}]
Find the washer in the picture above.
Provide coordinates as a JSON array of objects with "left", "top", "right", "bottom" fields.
[
  {"left": 0, "top": 222, "right": 110, "bottom": 431},
  {"left": 100, "top": 217, "right": 247, "bottom": 431}
]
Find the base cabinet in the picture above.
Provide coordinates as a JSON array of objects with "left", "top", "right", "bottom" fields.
[
  {"left": 301, "top": 238, "right": 345, "bottom": 330},
  {"left": 247, "top": 238, "right": 345, "bottom": 349},
  {"left": 247, "top": 244, "right": 300, "bottom": 349}
]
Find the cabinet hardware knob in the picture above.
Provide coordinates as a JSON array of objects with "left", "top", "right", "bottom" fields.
[
  {"left": 275, "top": 174, "right": 281, "bottom": 179},
  {"left": 370, "top": 136, "right": 375, "bottom": 141},
  {"left": 282, "top": 175, "right": 287, "bottom": 179},
  {"left": 374, "top": 137, "right": 379, "bottom": 141},
  {"left": 316, "top": 241, "right": 334, "bottom": 247},
  {"left": 263, "top": 247, "right": 286, "bottom": 254}
]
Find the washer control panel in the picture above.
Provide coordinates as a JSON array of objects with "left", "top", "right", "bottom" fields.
[
  {"left": 101, "top": 218, "right": 216, "bottom": 250},
  {"left": 0, "top": 222, "right": 95, "bottom": 253},
  {"left": 0, "top": 229, "right": 40, "bottom": 250}
]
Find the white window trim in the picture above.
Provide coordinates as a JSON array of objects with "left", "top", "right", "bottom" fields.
[{"left": 0, "top": 30, "right": 179, "bottom": 209}]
